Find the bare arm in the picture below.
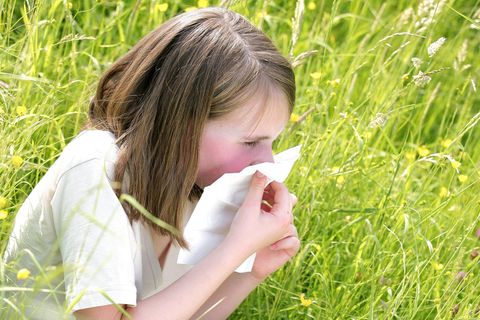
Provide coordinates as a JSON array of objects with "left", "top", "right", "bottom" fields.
[
  {"left": 124, "top": 238, "right": 250, "bottom": 319},
  {"left": 74, "top": 238, "right": 250, "bottom": 320},
  {"left": 190, "top": 272, "right": 262, "bottom": 320}
]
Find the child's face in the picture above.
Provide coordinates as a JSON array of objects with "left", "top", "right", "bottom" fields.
[{"left": 196, "top": 88, "right": 290, "bottom": 189}]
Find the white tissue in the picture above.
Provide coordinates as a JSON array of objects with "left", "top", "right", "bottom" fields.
[{"left": 177, "top": 145, "right": 301, "bottom": 273}]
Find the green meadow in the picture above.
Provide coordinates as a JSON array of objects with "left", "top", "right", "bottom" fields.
[{"left": 1, "top": 0, "right": 479, "bottom": 318}]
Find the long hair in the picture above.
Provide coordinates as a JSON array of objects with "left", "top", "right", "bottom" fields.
[{"left": 84, "top": 7, "right": 296, "bottom": 249}]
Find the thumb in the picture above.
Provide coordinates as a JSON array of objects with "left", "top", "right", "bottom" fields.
[{"left": 242, "top": 170, "right": 267, "bottom": 208}]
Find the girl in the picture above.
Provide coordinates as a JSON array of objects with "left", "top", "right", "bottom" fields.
[{"left": 2, "top": 6, "right": 300, "bottom": 319}]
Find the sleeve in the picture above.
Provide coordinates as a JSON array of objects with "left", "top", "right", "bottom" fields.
[{"left": 50, "top": 158, "right": 137, "bottom": 313}]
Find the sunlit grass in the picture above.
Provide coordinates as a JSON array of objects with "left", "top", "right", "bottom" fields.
[{"left": 1, "top": 0, "right": 479, "bottom": 318}]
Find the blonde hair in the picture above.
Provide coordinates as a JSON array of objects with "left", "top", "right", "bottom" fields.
[{"left": 85, "top": 7, "right": 296, "bottom": 249}]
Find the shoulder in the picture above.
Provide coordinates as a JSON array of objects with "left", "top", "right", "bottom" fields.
[
  {"left": 58, "top": 130, "right": 119, "bottom": 169},
  {"left": 68, "top": 129, "right": 119, "bottom": 160},
  {"left": 54, "top": 129, "right": 119, "bottom": 177}
]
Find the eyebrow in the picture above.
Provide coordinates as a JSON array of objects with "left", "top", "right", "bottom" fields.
[{"left": 243, "top": 135, "right": 272, "bottom": 141}]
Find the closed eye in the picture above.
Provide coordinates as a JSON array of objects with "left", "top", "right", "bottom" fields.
[{"left": 244, "top": 141, "right": 259, "bottom": 148}]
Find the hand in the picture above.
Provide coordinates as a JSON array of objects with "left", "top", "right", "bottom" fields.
[
  {"left": 251, "top": 192, "right": 300, "bottom": 281},
  {"left": 225, "top": 171, "right": 293, "bottom": 259}
]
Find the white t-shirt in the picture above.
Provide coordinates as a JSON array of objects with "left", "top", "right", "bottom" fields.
[{"left": 2, "top": 130, "right": 194, "bottom": 319}]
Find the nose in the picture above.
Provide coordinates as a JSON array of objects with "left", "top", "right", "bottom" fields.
[{"left": 250, "top": 146, "right": 275, "bottom": 166}]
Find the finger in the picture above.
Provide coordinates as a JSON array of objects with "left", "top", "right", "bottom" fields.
[
  {"left": 286, "top": 198, "right": 293, "bottom": 225},
  {"left": 285, "top": 223, "right": 297, "bottom": 237},
  {"left": 290, "top": 193, "right": 298, "bottom": 207},
  {"left": 287, "top": 195, "right": 293, "bottom": 224},
  {"left": 268, "top": 181, "right": 290, "bottom": 217},
  {"left": 242, "top": 171, "right": 267, "bottom": 208},
  {"left": 278, "top": 224, "right": 298, "bottom": 241},
  {"left": 288, "top": 223, "right": 298, "bottom": 237},
  {"left": 269, "top": 236, "right": 301, "bottom": 251}
]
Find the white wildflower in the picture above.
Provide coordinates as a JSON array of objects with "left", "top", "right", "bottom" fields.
[
  {"left": 368, "top": 113, "right": 388, "bottom": 128},
  {"left": 411, "top": 57, "right": 423, "bottom": 68},
  {"left": 472, "top": 79, "right": 477, "bottom": 92},
  {"left": 470, "top": 8, "right": 480, "bottom": 30},
  {"left": 427, "top": 37, "right": 446, "bottom": 57},
  {"left": 399, "top": 7, "right": 414, "bottom": 25},
  {"left": 415, "top": 0, "right": 446, "bottom": 33},
  {"left": 453, "top": 40, "right": 468, "bottom": 70},
  {"left": 413, "top": 71, "right": 431, "bottom": 87},
  {"left": 457, "top": 40, "right": 468, "bottom": 63}
]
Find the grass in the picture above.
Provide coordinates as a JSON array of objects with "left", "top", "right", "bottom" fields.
[{"left": 1, "top": 0, "right": 480, "bottom": 318}]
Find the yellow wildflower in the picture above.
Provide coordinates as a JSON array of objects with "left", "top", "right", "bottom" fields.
[
  {"left": 256, "top": 12, "right": 265, "bottom": 19},
  {"left": 450, "top": 159, "right": 461, "bottom": 170},
  {"left": 441, "top": 139, "right": 452, "bottom": 148},
  {"left": 307, "top": 1, "right": 316, "bottom": 10},
  {"left": 327, "top": 78, "right": 341, "bottom": 88},
  {"left": 0, "top": 210, "right": 8, "bottom": 220},
  {"left": 0, "top": 196, "right": 8, "bottom": 209},
  {"left": 300, "top": 293, "right": 313, "bottom": 307},
  {"left": 156, "top": 3, "right": 168, "bottom": 12},
  {"left": 290, "top": 113, "right": 300, "bottom": 123},
  {"left": 11, "top": 155, "right": 24, "bottom": 168},
  {"left": 310, "top": 72, "right": 321, "bottom": 80},
  {"left": 432, "top": 262, "right": 444, "bottom": 271},
  {"left": 336, "top": 175, "right": 345, "bottom": 186},
  {"left": 458, "top": 175, "right": 468, "bottom": 183},
  {"left": 417, "top": 145, "right": 430, "bottom": 157},
  {"left": 405, "top": 151, "right": 416, "bottom": 162},
  {"left": 185, "top": 6, "right": 197, "bottom": 12},
  {"left": 331, "top": 166, "right": 341, "bottom": 174},
  {"left": 402, "top": 74, "right": 409, "bottom": 81},
  {"left": 17, "top": 268, "right": 30, "bottom": 280},
  {"left": 363, "top": 131, "right": 373, "bottom": 140},
  {"left": 197, "top": 0, "right": 209, "bottom": 8},
  {"left": 439, "top": 187, "right": 449, "bottom": 198},
  {"left": 16, "top": 106, "right": 27, "bottom": 116}
]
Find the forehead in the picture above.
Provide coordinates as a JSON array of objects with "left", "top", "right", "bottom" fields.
[{"left": 214, "top": 87, "right": 291, "bottom": 138}]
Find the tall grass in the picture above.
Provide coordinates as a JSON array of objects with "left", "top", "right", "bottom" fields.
[{"left": 1, "top": 0, "right": 479, "bottom": 318}]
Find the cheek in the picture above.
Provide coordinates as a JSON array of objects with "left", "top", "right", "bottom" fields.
[
  {"left": 219, "top": 151, "right": 252, "bottom": 172},
  {"left": 197, "top": 138, "right": 253, "bottom": 187}
]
